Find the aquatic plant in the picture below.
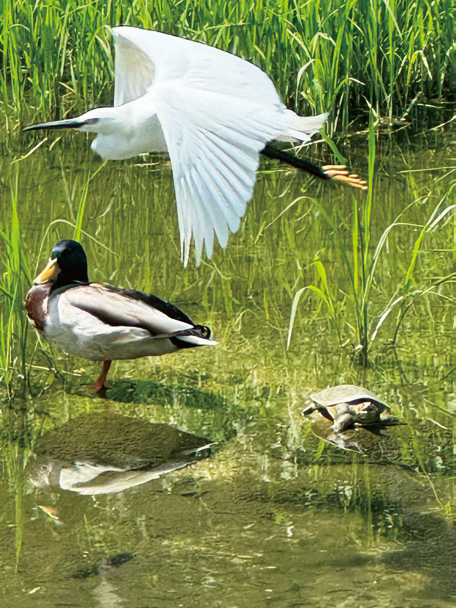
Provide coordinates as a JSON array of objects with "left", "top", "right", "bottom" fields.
[
  {"left": 0, "top": 171, "right": 31, "bottom": 397},
  {"left": 0, "top": 0, "right": 453, "bottom": 131},
  {"left": 287, "top": 115, "right": 455, "bottom": 364},
  {"left": 0, "top": 156, "right": 110, "bottom": 398}
]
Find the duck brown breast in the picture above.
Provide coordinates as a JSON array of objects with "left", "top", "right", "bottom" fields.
[{"left": 25, "top": 283, "right": 52, "bottom": 331}]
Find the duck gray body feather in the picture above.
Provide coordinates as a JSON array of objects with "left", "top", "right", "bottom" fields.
[{"left": 39, "top": 282, "right": 215, "bottom": 361}]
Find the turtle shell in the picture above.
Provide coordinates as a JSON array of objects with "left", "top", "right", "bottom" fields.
[
  {"left": 310, "top": 384, "right": 388, "bottom": 410},
  {"left": 304, "top": 385, "right": 401, "bottom": 434}
]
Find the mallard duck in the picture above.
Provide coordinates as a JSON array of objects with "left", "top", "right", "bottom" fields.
[{"left": 25, "top": 240, "right": 217, "bottom": 391}]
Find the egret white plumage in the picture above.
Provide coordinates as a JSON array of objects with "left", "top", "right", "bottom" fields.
[{"left": 24, "top": 26, "right": 366, "bottom": 264}]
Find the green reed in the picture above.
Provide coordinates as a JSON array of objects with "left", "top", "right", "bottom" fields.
[
  {"left": 0, "top": 170, "right": 31, "bottom": 397},
  {"left": 1, "top": 0, "right": 453, "bottom": 130},
  {"left": 0, "top": 156, "right": 100, "bottom": 397},
  {"left": 287, "top": 115, "right": 455, "bottom": 365}
]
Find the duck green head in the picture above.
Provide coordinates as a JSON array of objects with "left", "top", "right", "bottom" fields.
[{"left": 34, "top": 240, "right": 89, "bottom": 288}]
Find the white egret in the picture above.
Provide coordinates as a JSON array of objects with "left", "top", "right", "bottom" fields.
[{"left": 24, "top": 26, "right": 366, "bottom": 265}]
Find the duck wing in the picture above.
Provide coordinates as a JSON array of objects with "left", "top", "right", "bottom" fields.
[
  {"left": 112, "top": 27, "right": 291, "bottom": 265},
  {"left": 61, "top": 284, "right": 204, "bottom": 338},
  {"left": 119, "top": 288, "right": 194, "bottom": 325}
]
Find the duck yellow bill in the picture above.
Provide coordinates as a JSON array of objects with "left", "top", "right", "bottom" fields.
[{"left": 34, "top": 258, "right": 60, "bottom": 284}]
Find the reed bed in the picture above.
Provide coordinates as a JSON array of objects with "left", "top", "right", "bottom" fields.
[
  {"left": 0, "top": 171, "right": 32, "bottom": 398},
  {"left": 0, "top": 0, "right": 453, "bottom": 393},
  {"left": 287, "top": 118, "right": 455, "bottom": 364},
  {"left": 0, "top": 0, "right": 454, "bottom": 130}
]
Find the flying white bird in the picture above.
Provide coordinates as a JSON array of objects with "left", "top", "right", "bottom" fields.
[{"left": 24, "top": 26, "right": 366, "bottom": 265}]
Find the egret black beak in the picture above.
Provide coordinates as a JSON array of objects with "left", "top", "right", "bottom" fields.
[
  {"left": 23, "top": 117, "right": 99, "bottom": 132},
  {"left": 34, "top": 258, "right": 60, "bottom": 284}
]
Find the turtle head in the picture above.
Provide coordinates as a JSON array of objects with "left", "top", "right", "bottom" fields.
[{"left": 355, "top": 401, "right": 379, "bottom": 423}]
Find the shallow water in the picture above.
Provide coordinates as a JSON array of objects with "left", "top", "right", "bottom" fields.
[{"left": 0, "top": 112, "right": 455, "bottom": 606}]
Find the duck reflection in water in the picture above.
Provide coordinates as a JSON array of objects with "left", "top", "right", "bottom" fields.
[{"left": 29, "top": 413, "right": 213, "bottom": 496}]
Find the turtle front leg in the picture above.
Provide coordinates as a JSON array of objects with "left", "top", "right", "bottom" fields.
[
  {"left": 334, "top": 413, "right": 355, "bottom": 433},
  {"left": 93, "top": 360, "right": 112, "bottom": 393},
  {"left": 318, "top": 407, "right": 334, "bottom": 423}
]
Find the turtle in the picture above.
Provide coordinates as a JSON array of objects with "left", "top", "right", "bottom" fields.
[{"left": 303, "top": 384, "right": 398, "bottom": 433}]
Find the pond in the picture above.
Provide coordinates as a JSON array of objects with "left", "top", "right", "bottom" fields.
[{"left": 0, "top": 109, "right": 454, "bottom": 607}]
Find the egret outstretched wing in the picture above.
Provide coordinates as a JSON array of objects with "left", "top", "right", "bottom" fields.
[
  {"left": 113, "top": 27, "right": 293, "bottom": 264},
  {"left": 154, "top": 89, "right": 291, "bottom": 264},
  {"left": 113, "top": 33, "right": 155, "bottom": 106},
  {"left": 113, "top": 27, "right": 284, "bottom": 105}
]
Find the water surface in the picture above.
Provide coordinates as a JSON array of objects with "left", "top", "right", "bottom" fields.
[{"left": 0, "top": 114, "right": 454, "bottom": 606}]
